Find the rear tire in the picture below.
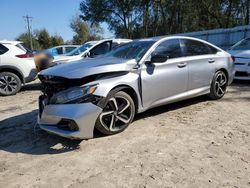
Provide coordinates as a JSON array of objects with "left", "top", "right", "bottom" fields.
[
  {"left": 95, "top": 91, "right": 135, "bottom": 135},
  {"left": 208, "top": 70, "right": 228, "bottom": 100},
  {"left": 0, "top": 72, "right": 22, "bottom": 96}
]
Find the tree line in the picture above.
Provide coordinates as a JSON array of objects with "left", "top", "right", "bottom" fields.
[
  {"left": 17, "top": 29, "right": 64, "bottom": 50},
  {"left": 17, "top": 0, "right": 250, "bottom": 50},
  {"left": 80, "top": 0, "right": 250, "bottom": 38}
]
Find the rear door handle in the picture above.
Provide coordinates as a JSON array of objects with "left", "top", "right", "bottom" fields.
[
  {"left": 177, "top": 62, "right": 187, "bottom": 68},
  {"left": 208, "top": 59, "right": 215, "bottom": 63}
]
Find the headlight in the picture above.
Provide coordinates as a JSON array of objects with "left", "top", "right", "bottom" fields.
[{"left": 50, "top": 85, "right": 98, "bottom": 104}]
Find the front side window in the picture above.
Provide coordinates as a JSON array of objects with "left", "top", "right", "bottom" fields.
[
  {"left": 56, "top": 47, "right": 63, "bottom": 55},
  {"left": 111, "top": 42, "right": 119, "bottom": 50},
  {"left": 152, "top": 39, "right": 183, "bottom": 59},
  {"left": 90, "top": 41, "right": 111, "bottom": 57},
  {"left": 182, "top": 39, "right": 212, "bottom": 56},
  {"left": 0, "top": 44, "right": 9, "bottom": 55}
]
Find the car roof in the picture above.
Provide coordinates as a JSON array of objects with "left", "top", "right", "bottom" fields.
[
  {"left": 135, "top": 35, "right": 206, "bottom": 42},
  {"left": 134, "top": 35, "right": 221, "bottom": 49},
  {"left": 48, "top": 45, "right": 80, "bottom": 49},
  {"left": 0, "top": 40, "right": 22, "bottom": 45},
  {"left": 94, "top": 38, "right": 132, "bottom": 44}
]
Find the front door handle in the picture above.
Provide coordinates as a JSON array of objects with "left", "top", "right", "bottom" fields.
[
  {"left": 177, "top": 62, "right": 187, "bottom": 68},
  {"left": 208, "top": 59, "right": 215, "bottom": 63}
]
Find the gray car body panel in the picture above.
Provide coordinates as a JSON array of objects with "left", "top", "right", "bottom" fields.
[
  {"left": 38, "top": 103, "right": 102, "bottom": 139},
  {"left": 41, "top": 57, "right": 137, "bottom": 79},
  {"left": 38, "top": 36, "right": 234, "bottom": 139}
]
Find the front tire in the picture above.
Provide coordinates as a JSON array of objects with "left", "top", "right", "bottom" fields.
[
  {"left": 95, "top": 91, "right": 135, "bottom": 135},
  {"left": 0, "top": 72, "right": 22, "bottom": 96},
  {"left": 208, "top": 71, "right": 228, "bottom": 100}
]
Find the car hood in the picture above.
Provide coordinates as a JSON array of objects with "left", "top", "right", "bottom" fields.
[
  {"left": 227, "top": 50, "right": 250, "bottom": 58},
  {"left": 40, "top": 56, "right": 137, "bottom": 79},
  {"left": 53, "top": 55, "right": 79, "bottom": 62}
]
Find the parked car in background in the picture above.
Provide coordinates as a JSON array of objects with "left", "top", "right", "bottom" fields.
[
  {"left": 228, "top": 38, "right": 250, "bottom": 80},
  {"left": 0, "top": 40, "right": 37, "bottom": 96},
  {"left": 53, "top": 38, "right": 132, "bottom": 63},
  {"left": 38, "top": 36, "right": 234, "bottom": 139},
  {"left": 45, "top": 45, "right": 79, "bottom": 57}
]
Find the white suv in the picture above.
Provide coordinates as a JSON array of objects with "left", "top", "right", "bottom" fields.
[{"left": 0, "top": 40, "right": 37, "bottom": 96}]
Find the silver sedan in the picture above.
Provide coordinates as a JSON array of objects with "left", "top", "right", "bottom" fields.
[{"left": 38, "top": 36, "right": 235, "bottom": 139}]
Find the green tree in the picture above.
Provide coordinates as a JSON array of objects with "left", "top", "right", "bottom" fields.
[
  {"left": 80, "top": 0, "right": 140, "bottom": 38},
  {"left": 35, "top": 29, "right": 51, "bottom": 49},
  {"left": 16, "top": 32, "right": 41, "bottom": 50},
  {"left": 70, "top": 16, "right": 90, "bottom": 44},
  {"left": 70, "top": 16, "right": 102, "bottom": 44},
  {"left": 51, "top": 34, "right": 64, "bottom": 46},
  {"left": 80, "top": 0, "right": 250, "bottom": 38}
]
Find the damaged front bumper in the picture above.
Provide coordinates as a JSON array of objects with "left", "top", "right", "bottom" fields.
[{"left": 38, "top": 100, "right": 102, "bottom": 139}]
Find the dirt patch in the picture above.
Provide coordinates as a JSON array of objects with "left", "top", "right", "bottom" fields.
[{"left": 0, "top": 80, "right": 249, "bottom": 188}]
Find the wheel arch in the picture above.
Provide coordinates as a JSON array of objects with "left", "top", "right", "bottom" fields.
[
  {"left": 0, "top": 66, "right": 24, "bottom": 83},
  {"left": 216, "top": 68, "right": 229, "bottom": 83},
  {"left": 109, "top": 85, "right": 139, "bottom": 113}
]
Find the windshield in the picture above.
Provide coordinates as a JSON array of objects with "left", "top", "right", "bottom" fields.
[
  {"left": 67, "top": 42, "right": 96, "bottom": 56},
  {"left": 105, "top": 40, "right": 155, "bottom": 61},
  {"left": 229, "top": 38, "right": 250, "bottom": 51}
]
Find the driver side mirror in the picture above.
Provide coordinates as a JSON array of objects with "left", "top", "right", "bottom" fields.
[{"left": 150, "top": 54, "right": 169, "bottom": 63}]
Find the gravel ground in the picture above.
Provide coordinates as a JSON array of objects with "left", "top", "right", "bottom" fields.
[{"left": 0, "top": 80, "right": 249, "bottom": 188}]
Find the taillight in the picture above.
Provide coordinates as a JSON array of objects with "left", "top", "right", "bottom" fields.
[
  {"left": 231, "top": 56, "right": 235, "bottom": 62},
  {"left": 16, "top": 53, "right": 34, "bottom": 58}
]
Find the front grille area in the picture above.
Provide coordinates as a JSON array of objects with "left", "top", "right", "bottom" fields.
[
  {"left": 234, "top": 62, "right": 245, "bottom": 65},
  {"left": 235, "top": 71, "right": 249, "bottom": 77},
  {"left": 38, "top": 75, "right": 87, "bottom": 102},
  {"left": 57, "top": 119, "right": 79, "bottom": 131}
]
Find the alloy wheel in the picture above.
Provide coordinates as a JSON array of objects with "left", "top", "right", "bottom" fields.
[
  {"left": 0, "top": 75, "right": 18, "bottom": 95},
  {"left": 214, "top": 72, "right": 227, "bottom": 97},
  {"left": 99, "top": 96, "right": 133, "bottom": 132}
]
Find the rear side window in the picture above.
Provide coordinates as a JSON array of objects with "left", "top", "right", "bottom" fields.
[
  {"left": 0, "top": 44, "right": 9, "bottom": 55},
  {"left": 207, "top": 45, "right": 219, "bottom": 54},
  {"left": 153, "top": 39, "right": 183, "bottom": 59},
  {"left": 182, "top": 39, "right": 216, "bottom": 56}
]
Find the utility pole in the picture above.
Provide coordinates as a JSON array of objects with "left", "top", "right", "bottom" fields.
[{"left": 23, "top": 15, "right": 33, "bottom": 50}]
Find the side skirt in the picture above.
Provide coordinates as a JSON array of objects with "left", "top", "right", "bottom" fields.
[{"left": 138, "top": 86, "right": 210, "bottom": 113}]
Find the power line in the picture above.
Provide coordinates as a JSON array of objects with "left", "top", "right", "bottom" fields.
[{"left": 23, "top": 15, "right": 33, "bottom": 50}]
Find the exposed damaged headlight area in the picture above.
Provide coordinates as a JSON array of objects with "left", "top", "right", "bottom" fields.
[
  {"left": 38, "top": 71, "right": 128, "bottom": 105},
  {"left": 38, "top": 75, "right": 101, "bottom": 105},
  {"left": 50, "top": 85, "right": 100, "bottom": 104}
]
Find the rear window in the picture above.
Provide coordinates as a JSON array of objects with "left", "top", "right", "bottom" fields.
[
  {"left": 16, "top": 43, "right": 27, "bottom": 52},
  {"left": 229, "top": 38, "right": 250, "bottom": 50},
  {"left": 0, "top": 44, "right": 9, "bottom": 55}
]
